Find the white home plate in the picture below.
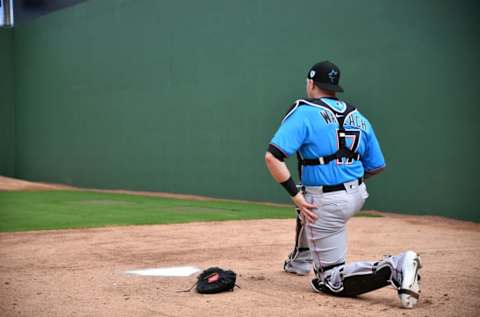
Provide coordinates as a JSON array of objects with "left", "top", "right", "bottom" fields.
[{"left": 126, "top": 266, "right": 201, "bottom": 277}]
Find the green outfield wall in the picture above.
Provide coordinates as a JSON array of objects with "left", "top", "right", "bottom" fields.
[
  {"left": 11, "top": 0, "right": 480, "bottom": 221},
  {"left": 0, "top": 29, "right": 15, "bottom": 177}
]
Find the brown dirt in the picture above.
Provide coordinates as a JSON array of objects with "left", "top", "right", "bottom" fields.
[
  {"left": 0, "top": 177, "right": 479, "bottom": 316},
  {"left": 0, "top": 176, "right": 75, "bottom": 191}
]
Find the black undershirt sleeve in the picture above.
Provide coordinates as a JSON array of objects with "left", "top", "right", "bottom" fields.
[{"left": 267, "top": 144, "right": 287, "bottom": 162}]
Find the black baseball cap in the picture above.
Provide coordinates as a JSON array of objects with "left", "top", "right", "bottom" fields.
[{"left": 307, "top": 61, "right": 344, "bottom": 92}]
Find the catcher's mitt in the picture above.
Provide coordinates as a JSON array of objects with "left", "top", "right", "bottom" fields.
[{"left": 195, "top": 267, "right": 238, "bottom": 294}]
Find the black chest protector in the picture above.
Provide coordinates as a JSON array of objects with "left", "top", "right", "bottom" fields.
[{"left": 283, "top": 98, "right": 361, "bottom": 181}]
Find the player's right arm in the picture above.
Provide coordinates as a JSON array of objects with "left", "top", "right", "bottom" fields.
[{"left": 264, "top": 151, "right": 318, "bottom": 223}]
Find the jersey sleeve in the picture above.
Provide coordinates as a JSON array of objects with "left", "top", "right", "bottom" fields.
[
  {"left": 269, "top": 107, "right": 308, "bottom": 158},
  {"left": 362, "top": 125, "right": 386, "bottom": 171}
]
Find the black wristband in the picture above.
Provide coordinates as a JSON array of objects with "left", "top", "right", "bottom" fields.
[{"left": 280, "top": 177, "right": 299, "bottom": 197}]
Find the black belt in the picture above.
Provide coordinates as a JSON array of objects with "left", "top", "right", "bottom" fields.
[{"left": 315, "top": 178, "right": 363, "bottom": 193}]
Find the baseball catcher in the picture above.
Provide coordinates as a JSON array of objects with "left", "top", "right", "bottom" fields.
[{"left": 265, "top": 61, "right": 422, "bottom": 308}]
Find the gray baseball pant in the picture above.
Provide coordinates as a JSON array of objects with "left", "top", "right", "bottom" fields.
[{"left": 303, "top": 180, "right": 406, "bottom": 290}]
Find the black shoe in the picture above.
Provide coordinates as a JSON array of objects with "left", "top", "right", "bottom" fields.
[{"left": 310, "top": 278, "right": 328, "bottom": 293}]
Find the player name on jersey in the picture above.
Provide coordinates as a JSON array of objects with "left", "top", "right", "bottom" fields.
[{"left": 319, "top": 110, "right": 367, "bottom": 131}]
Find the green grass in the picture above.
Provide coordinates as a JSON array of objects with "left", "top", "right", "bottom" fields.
[{"left": 0, "top": 191, "right": 381, "bottom": 232}]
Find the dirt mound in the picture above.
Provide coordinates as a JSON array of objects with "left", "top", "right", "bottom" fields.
[{"left": 0, "top": 217, "right": 479, "bottom": 316}]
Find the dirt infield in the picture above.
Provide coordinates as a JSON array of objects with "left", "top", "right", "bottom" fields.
[{"left": 0, "top": 178, "right": 479, "bottom": 316}]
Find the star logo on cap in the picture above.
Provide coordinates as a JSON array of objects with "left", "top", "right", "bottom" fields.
[
  {"left": 328, "top": 69, "right": 338, "bottom": 83},
  {"left": 309, "top": 70, "right": 316, "bottom": 78}
]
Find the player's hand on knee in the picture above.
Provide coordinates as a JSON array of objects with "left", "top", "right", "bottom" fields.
[{"left": 291, "top": 193, "right": 317, "bottom": 223}]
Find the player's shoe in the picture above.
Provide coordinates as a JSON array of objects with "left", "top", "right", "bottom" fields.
[
  {"left": 284, "top": 260, "right": 311, "bottom": 275},
  {"left": 310, "top": 277, "right": 331, "bottom": 294},
  {"left": 398, "top": 251, "right": 422, "bottom": 309},
  {"left": 283, "top": 250, "right": 312, "bottom": 275},
  {"left": 310, "top": 278, "right": 323, "bottom": 293}
]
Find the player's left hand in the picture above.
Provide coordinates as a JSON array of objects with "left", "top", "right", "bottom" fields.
[{"left": 291, "top": 193, "right": 318, "bottom": 223}]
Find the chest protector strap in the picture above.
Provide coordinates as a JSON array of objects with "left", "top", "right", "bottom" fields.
[{"left": 293, "top": 99, "right": 361, "bottom": 166}]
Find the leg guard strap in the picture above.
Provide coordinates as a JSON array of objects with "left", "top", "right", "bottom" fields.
[
  {"left": 287, "top": 209, "right": 310, "bottom": 261},
  {"left": 398, "top": 288, "right": 420, "bottom": 299}
]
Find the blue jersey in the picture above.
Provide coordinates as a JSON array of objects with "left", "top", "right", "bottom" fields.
[{"left": 270, "top": 97, "right": 385, "bottom": 186}]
